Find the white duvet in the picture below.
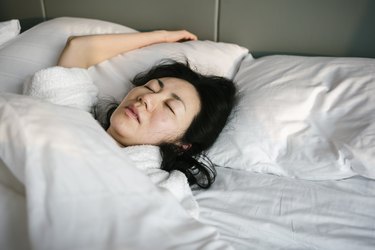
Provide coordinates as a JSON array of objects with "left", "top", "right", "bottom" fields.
[{"left": 0, "top": 93, "right": 233, "bottom": 250}]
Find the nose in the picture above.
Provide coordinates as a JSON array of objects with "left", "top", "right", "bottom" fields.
[{"left": 138, "top": 92, "right": 160, "bottom": 112}]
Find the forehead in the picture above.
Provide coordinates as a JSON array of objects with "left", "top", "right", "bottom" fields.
[
  {"left": 160, "top": 77, "right": 199, "bottom": 98},
  {"left": 159, "top": 76, "right": 201, "bottom": 113}
]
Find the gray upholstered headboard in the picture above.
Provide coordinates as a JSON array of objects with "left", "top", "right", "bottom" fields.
[{"left": 1, "top": 0, "right": 375, "bottom": 58}]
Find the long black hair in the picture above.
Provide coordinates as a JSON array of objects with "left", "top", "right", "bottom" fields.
[{"left": 94, "top": 60, "right": 236, "bottom": 188}]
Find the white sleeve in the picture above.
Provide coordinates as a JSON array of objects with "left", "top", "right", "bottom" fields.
[
  {"left": 23, "top": 66, "right": 99, "bottom": 112},
  {"left": 123, "top": 145, "right": 200, "bottom": 220}
]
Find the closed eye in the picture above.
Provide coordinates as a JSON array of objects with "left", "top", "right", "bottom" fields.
[
  {"left": 144, "top": 85, "right": 156, "bottom": 92},
  {"left": 165, "top": 103, "right": 175, "bottom": 114}
]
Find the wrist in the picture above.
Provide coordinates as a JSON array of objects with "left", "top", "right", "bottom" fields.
[{"left": 151, "top": 30, "right": 168, "bottom": 43}]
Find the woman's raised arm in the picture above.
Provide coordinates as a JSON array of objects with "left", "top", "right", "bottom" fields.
[{"left": 57, "top": 30, "right": 198, "bottom": 68}]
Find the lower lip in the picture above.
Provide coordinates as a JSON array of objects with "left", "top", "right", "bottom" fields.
[{"left": 124, "top": 107, "right": 139, "bottom": 122}]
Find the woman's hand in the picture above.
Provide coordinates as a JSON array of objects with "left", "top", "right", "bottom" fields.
[{"left": 154, "top": 30, "right": 198, "bottom": 43}]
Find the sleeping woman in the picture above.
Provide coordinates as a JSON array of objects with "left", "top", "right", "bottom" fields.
[{"left": 24, "top": 30, "right": 236, "bottom": 193}]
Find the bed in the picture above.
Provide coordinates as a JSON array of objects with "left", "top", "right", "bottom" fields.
[{"left": 1, "top": 3, "right": 375, "bottom": 250}]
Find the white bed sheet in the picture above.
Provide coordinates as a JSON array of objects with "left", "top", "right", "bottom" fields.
[{"left": 194, "top": 167, "right": 375, "bottom": 250}]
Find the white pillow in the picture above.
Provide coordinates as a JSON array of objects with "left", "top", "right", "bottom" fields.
[
  {"left": 208, "top": 55, "right": 375, "bottom": 180},
  {"left": 0, "top": 19, "right": 20, "bottom": 48},
  {"left": 0, "top": 17, "right": 249, "bottom": 101},
  {"left": 0, "top": 17, "right": 136, "bottom": 94},
  {"left": 89, "top": 40, "right": 249, "bottom": 101}
]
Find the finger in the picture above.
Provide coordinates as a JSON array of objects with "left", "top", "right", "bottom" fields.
[{"left": 181, "top": 31, "right": 198, "bottom": 41}]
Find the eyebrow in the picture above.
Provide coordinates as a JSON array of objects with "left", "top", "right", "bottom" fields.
[
  {"left": 156, "top": 78, "right": 164, "bottom": 88},
  {"left": 157, "top": 79, "right": 186, "bottom": 111}
]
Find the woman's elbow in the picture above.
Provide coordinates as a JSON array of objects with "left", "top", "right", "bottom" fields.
[{"left": 57, "top": 36, "right": 89, "bottom": 68}]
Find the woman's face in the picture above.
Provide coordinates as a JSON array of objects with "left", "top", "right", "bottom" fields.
[{"left": 107, "top": 77, "right": 201, "bottom": 146}]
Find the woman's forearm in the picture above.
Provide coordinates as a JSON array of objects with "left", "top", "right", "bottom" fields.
[{"left": 57, "top": 30, "right": 197, "bottom": 68}]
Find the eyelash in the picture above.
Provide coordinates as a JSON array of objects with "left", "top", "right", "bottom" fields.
[
  {"left": 144, "top": 85, "right": 175, "bottom": 114},
  {"left": 165, "top": 103, "right": 175, "bottom": 114},
  {"left": 144, "top": 85, "right": 155, "bottom": 92}
]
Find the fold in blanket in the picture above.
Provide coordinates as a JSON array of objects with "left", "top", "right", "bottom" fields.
[{"left": 0, "top": 93, "right": 230, "bottom": 249}]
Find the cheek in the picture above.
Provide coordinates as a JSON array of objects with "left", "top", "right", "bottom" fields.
[
  {"left": 110, "top": 110, "right": 127, "bottom": 132},
  {"left": 149, "top": 115, "right": 175, "bottom": 132},
  {"left": 147, "top": 115, "right": 183, "bottom": 140}
]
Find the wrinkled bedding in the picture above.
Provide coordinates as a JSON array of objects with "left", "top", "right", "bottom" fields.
[
  {"left": 0, "top": 93, "right": 233, "bottom": 250},
  {"left": 195, "top": 167, "right": 375, "bottom": 250},
  {"left": 1, "top": 17, "right": 375, "bottom": 250}
]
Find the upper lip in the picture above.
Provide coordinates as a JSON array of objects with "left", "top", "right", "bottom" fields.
[{"left": 127, "top": 105, "right": 140, "bottom": 123}]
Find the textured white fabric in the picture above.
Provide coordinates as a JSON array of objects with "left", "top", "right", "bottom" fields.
[
  {"left": 123, "top": 145, "right": 200, "bottom": 219},
  {"left": 23, "top": 66, "right": 98, "bottom": 112},
  {"left": 0, "top": 93, "right": 233, "bottom": 250}
]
